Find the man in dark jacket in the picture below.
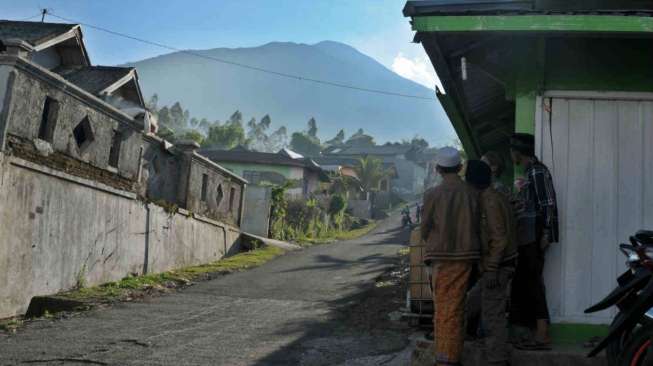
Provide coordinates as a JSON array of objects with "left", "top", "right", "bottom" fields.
[
  {"left": 509, "top": 133, "right": 559, "bottom": 350},
  {"left": 465, "top": 160, "right": 518, "bottom": 366},
  {"left": 421, "top": 146, "right": 481, "bottom": 366}
]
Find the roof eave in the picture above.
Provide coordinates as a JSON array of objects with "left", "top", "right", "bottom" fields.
[{"left": 411, "top": 14, "right": 653, "bottom": 33}]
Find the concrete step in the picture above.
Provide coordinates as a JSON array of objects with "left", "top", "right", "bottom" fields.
[{"left": 411, "top": 339, "right": 607, "bottom": 366}]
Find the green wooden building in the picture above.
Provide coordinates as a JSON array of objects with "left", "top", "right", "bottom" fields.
[{"left": 404, "top": 0, "right": 653, "bottom": 323}]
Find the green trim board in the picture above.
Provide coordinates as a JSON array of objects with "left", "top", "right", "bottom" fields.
[{"left": 412, "top": 15, "right": 653, "bottom": 33}]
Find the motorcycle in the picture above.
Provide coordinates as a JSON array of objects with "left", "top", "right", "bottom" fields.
[
  {"left": 585, "top": 230, "right": 653, "bottom": 365},
  {"left": 401, "top": 209, "right": 413, "bottom": 228}
]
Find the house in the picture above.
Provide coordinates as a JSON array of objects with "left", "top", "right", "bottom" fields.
[
  {"left": 325, "top": 144, "right": 425, "bottom": 198},
  {"left": 404, "top": 0, "right": 653, "bottom": 324},
  {"left": 0, "top": 20, "right": 246, "bottom": 318},
  {"left": 314, "top": 155, "right": 399, "bottom": 212},
  {"left": 200, "top": 148, "right": 329, "bottom": 199}
]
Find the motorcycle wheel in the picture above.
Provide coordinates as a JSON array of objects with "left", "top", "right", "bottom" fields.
[
  {"left": 607, "top": 313, "right": 653, "bottom": 365},
  {"left": 608, "top": 313, "right": 635, "bottom": 366},
  {"left": 617, "top": 324, "right": 653, "bottom": 366}
]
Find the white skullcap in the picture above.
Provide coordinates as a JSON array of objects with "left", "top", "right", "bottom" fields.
[{"left": 436, "top": 146, "right": 461, "bottom": 168}]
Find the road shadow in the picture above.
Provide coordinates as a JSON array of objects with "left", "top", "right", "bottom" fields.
[{"left": 252, "top": 222, "right": 413, "bottom": 365}]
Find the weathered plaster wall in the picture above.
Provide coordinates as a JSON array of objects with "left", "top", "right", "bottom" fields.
[
  {"left": 147, "top": 206, "right": 241, "bottom": 274},
  {"left": 0, "top": 154, "right": 240, "bottom": 318},
  {"left": 141, "top": 140, "right": 179, "bottom": 204},
  {"left": 5, "top": 66, "right": 143, "bottom": 180},
  {"left": 185, "top": 157, "right": 243, "bottom": 226}
]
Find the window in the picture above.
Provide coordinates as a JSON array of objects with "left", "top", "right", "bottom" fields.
[
  {"left": 38, "top": 97, "right": 59, "bottom": 142},
  {"left": 201, "top": 174, "right": 208, "bottom": 201},
  {"left": 108, "top": 130, "right": 122, "bottom": 168},
  {"left": 73, "top": 116, "right": 95, "bottom": 152},
  {"left": 216, "top": 184, "right": 224, "bottom": 207},
  {"left": 243, "top": 171, "right": 261, "bottom": 185},
  {"left": 229, "top": 187, "right": 236, "bottom": 212}
]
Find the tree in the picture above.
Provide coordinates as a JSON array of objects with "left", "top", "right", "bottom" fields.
[
  {"left": 269, "top": 126, "right": 288, "bottom": 151},
  {"left": 354, "top": 156, "right": 388, "bottom": 192},
  {"left": 410, "top": 136, "right": 429, "bottom": 149},
  {"left": 169, "top": 102, "right": 186, "bottom": 129},
  {"left": 158, "top": 106, "right": 171, "bottom": 128},
  {"left": 179, "top": 130, "right": 204, "bottom": 145},
  {"left": 146, "top": 94, "right": 159, "bottom": 111},
  {"left": 202, "top": 112, "right": 249, "bottom": 149},
  {"left": 247, "top": 117, "right": 269, "bottom": 152},
  {"left": 198, "top": 118, "right": 211, "bottom": 133},
  {"left": 228, "top": 110, "right": 243, "bottom": 125},
  {"left": 325, "top": 129, "right": 345, "bottom": 147},
  {"left": 190, "top": 117, "right": 199, "bottom": 128},
  {"left": 346, "top": 128, "right": 375, "bottom": 148},
  {"left": 290, "top": 132, "right": 321, "bottom": 157},
  {"left": 307, "top": 117, "right": 318, "bottom": 138}
]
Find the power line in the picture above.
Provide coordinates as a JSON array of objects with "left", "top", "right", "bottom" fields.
[
  {"left": 46, "top": 12, "right": 437, "bottom": 101},
  {"left": 16, "top": 13, "right": 43, "bottom": 21}
]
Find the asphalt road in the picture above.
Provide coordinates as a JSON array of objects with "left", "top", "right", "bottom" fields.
[{"left": 0, "top": 214, "right": 412, "bottom": 366}]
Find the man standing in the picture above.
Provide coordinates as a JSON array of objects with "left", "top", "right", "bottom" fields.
[
  {"left": 421, "top": 147, "right": 481, "bottom": 366},
  {"left": 465, "top": 160, "right": 518, "bottom": 366},
  {"left": 509, "top": 133, "right": 559, "bottom": 350}
]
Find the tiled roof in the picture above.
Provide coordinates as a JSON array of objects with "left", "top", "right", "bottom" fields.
[
  {"left": 327, "top": 144, "right": 413, "bottom": 156},
  {"left": 0, "top": 20, "right": 77, "bottom": 46},
  {"left": 54, "top": 66, "right": 133, "bottom": 95},
  {"left": 199, "top": 149, "right": 312, "bottom": 168}
]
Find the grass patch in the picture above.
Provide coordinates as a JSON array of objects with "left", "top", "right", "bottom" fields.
[
  {"left": 60, "top": 246, "right": 284, "bottom": 302},
  {"left": 550, "top": 323, "right": 609, "bottom": 345},
  {"left": 0, "top": 318, "right": 23, "bottom": 333},
  {"left": 297, "top": 221, "right": 378, "bottom": 245}
]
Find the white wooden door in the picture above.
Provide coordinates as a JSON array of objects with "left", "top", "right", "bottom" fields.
[{"left": 537, "top": 94, "right": 653, "bottom": 323}]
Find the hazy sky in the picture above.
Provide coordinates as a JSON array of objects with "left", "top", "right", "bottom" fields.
[{"left": 2, "top": 0, "right": 440, "bottom": 90}]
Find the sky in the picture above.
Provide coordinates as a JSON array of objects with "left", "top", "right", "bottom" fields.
[{"left": 1, "top": 0, "right": 441, "bottom": 90}]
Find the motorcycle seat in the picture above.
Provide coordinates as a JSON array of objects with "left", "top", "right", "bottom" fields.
[{"left": 635, "top": 230, "right": 653, "bottom": 245}]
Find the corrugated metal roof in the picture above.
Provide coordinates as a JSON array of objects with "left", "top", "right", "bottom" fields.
[
  {"left": 403, "top": 0, "right": 653, "bottom": 16},
  {"left": 329, "top": 144, "right": 413, "bottom": 156}
]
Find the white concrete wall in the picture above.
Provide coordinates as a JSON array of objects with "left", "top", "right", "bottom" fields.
[
  {"left": 241, "top": 186, "right": 272, "bottom": 237},
  {"left": 0, "top": 154, "right": 240, "bottom": 318},
  {"left": 348, "top": 199, "right": 372, "bottom": 219}
]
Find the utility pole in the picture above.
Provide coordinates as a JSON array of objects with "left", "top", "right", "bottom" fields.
[{"left": 41, "top": 8, "right": 47, "bottom": 22}]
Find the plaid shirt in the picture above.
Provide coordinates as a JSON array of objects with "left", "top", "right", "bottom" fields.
[{"left": 515, "top": 158, "right": 559, "bottom": 244}]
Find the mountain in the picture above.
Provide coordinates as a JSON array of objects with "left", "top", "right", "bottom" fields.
[{"left": 125, "top": 40, "right": 454, "bottom": 145}]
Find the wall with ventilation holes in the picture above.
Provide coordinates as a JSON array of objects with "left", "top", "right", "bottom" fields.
[{"left": 0, "top": 153, "right": 241, "bottom": 319}]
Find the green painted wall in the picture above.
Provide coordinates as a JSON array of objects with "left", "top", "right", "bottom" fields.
[
  {"left": 212, "top": 162, "right": 294, "bottom": 180},
  {"left": 545, "top": 38, "right": 653, "bottom": 92},
  {"left": 412, "top": 15, "right": 653, "bottom": 33},
  {"left": 505, "top": 37, "right": 653, "bottom": 177}
]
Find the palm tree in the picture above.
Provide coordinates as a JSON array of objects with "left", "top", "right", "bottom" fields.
[{"left": 354, "top": 156, "right": 388, "bottom": 193}]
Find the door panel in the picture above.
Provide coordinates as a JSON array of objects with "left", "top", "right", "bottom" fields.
[{"left": 538, "top": 96, "right": 653, "bottom": 323}]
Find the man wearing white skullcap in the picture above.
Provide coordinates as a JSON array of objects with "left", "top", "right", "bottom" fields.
[{"left": 421, "top": 146, "right": 481, "bottom": 366}]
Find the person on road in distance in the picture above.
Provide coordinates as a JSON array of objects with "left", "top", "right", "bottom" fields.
[
  {"left": 421, "top": 146, "right": 481, "bottom": 366},
  {"left": 509, "top": 133, "right": 559, "bottom": 351},
  {"left": 465, "top": 160, "right": 518, "bottom": 366}
]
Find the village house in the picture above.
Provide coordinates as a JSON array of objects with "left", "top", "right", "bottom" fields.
[
  {"left": 324, "top": 144, "right": 426, "bottom": 199},
  {"left": 405, "top": 0, "right": 653, "bottom": 324},
  {"left": 313, "top": 155, "right": 399, "bottom": 216},
  {"left": 200, "top": 147, "right": 329, "bottom": 199},
  {"left": 0, "top": 20, "right": 246, "bottom": 318}
]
